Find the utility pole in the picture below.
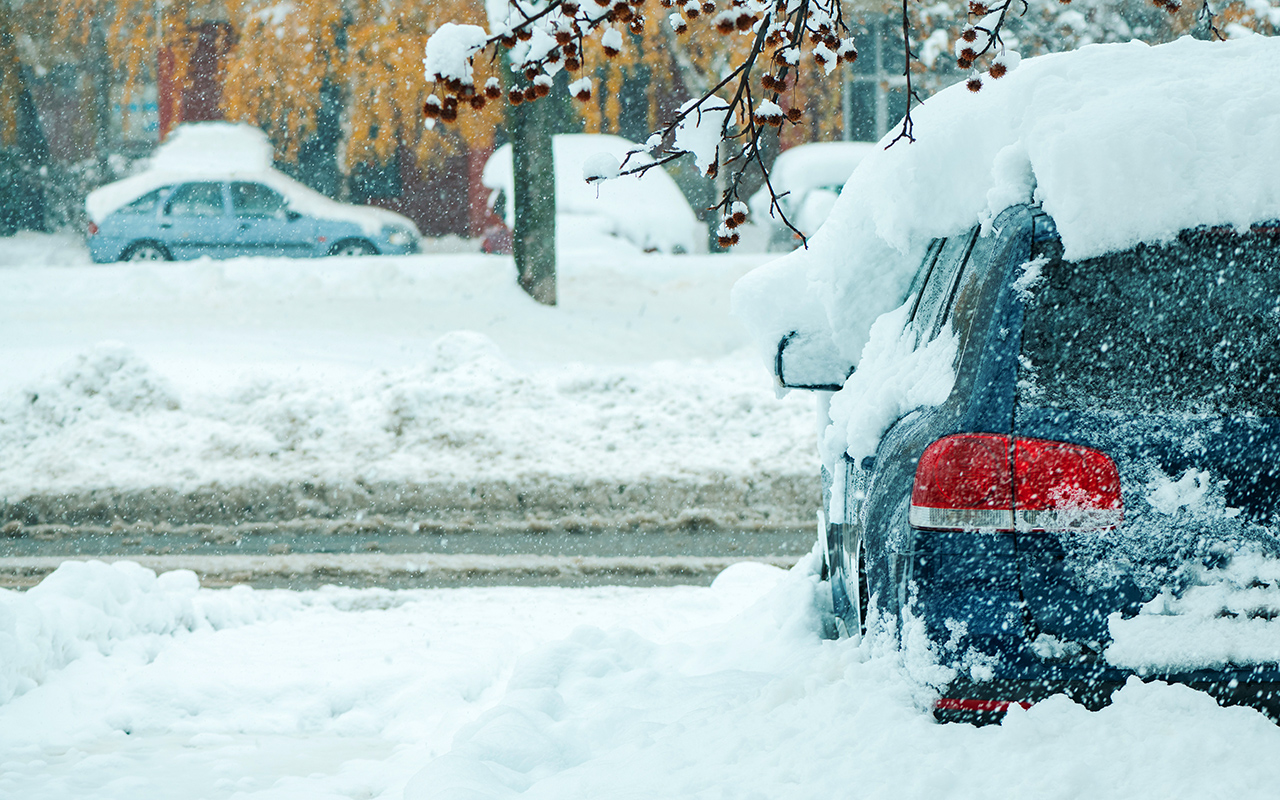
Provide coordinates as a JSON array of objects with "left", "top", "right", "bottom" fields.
[{"left": 509, "top": 92, "right": 557, "bottom": 306}]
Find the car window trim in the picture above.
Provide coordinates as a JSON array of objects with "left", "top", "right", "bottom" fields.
[{"left": 906, "top": 238, "right": 946, "bottom": 323}]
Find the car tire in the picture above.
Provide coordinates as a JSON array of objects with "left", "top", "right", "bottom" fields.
[
  {"left": 120, "top": 241, "right": 172, "bottom": 262},
  {"left": 330, "top": 239, "right": 378, "bottom": 257}
]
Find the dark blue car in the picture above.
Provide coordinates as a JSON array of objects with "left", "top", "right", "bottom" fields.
[
  {"left": 778, "top": 204, "right": 1280, "bottom": 723},
  {"left": 87, "top": 177, "right": 420, "bottom": 262}
]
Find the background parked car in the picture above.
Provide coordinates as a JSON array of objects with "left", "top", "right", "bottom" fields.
[
  {"left": 481, "top": 133, "right": 701, "bottom": 255},
  {"left": 748, "top": 142, "right": 875, "bottom": 251},
  {"left": 86, "top": 123, "right": 420, "bottom": 262}
]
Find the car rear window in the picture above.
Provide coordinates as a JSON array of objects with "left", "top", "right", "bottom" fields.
[{"left": 1018, "top": 227, "right": 1280, "bottom": 416}]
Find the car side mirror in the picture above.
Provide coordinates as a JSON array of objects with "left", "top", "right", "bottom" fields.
[
  {"left": 285, "top": 210, "right": 302, "bottom": 222},
  {"left": 775, "top": 330, "right": 854, "bottom": 391}
]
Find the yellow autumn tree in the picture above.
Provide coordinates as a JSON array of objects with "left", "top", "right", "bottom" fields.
[
  {"left": 1, "top": 11, "right": 23, "bottom": 147},
  {"left": 220, "top": 0, "right": 504, "bottom": 172}
]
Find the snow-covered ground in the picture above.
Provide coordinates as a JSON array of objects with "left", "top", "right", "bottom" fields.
[{"left": 6, "top": 558, "right": 1280, "bottom": 800}]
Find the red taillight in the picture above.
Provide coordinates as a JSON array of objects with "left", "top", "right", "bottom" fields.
[
  {"left": 909, "top": 434, "right": 1122, "bottom": 532},
  {"left": 87, "top": 222, "right": 99, "bottom": 236}
]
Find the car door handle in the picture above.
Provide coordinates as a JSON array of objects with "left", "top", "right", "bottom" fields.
[
  {"left": 238, "top": 223, "right": 250, "bottom": 231},
  {"left": 159, "top": 221, "right": 172, "bottom": 228}
]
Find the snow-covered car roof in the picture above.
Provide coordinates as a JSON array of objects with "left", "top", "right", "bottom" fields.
[
  {"left": 748, "top": 141, "right": 877, "bottom": 222},
  {"left": 482, "top": 133, "right": 700, "bottom": 254},
  {"left": 732, "top": 35, "right": 1280, "bottom": 373},
  {"left": 85, "top": 123, "right": 420, "bottom": 236}
]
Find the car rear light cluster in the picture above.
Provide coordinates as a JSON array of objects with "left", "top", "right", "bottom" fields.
[
  {"left": 909, "top": 434, "right": 1122, "bottom": 532},
  {"left": 935, "top": 697, "right": 1033, "bottom": 713}
]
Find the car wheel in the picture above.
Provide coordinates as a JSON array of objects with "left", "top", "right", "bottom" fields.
[
  {"left": 330, "top": 239, "right": 378, "bottom": 257},
  {"left": 120, "top": 241, "right": 172, "bottom": 262}
]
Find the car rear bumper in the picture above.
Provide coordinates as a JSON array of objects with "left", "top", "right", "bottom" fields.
[{"left": 937, "top": 671, "right": 1280, "bottom": 725}]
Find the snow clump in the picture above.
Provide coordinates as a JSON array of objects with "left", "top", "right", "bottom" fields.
[{"left": 674, "top": 96, "right": 730, "bottom": 176}]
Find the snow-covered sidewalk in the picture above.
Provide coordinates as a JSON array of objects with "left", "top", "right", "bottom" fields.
[{"left": 5, "top": 559, "right": 1280, "bottom": 800}]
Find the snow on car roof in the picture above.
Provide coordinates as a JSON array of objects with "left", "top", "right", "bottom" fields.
[
  {"left": 85, "top": 123, "right": 419, "bottom": 236},
  {"left": 482, "top": 133, "right": 700, "bottom": 254},
  {"left": 732, "top": 35, "right": 1280, "bottom": 371}
]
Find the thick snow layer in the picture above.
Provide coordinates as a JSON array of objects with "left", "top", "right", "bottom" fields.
[
  {"left": 8, "top": 558, "right": 1280, "bottom": 799},
  {"left": 733, "top": 36, "right": 1280, "bottom": 374},
  {"left": 0, "top": 247, "right": 814, "bottom": 499},
  {"left": 821, "top": 302, "right": 958, "bottom": 466},
  {"left": 85, "top": 123, "right": 420, "bottom": 236},
  {"left": 1108, "top": 551, "right": 1280, "bottom": 671},
  {"left": 483, "top": 133, "right": 701, "bottom": 254}
]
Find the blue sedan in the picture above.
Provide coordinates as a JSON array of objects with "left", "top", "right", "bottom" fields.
[{"left": 87, "top": 178, "right": 420, "bottom": 262}]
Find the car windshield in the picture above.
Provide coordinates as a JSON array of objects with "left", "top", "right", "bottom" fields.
[{"left": 1019, "top": 226, "right": 1280, "bottom": 416}]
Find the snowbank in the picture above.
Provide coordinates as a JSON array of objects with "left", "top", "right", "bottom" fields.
[
  {"left": 0, "top": 335, "right": 813, "bottom": 504},
  {"left": 0, "top": 560, "right": 267, "bottom": 705},
  {"left": 733, "top": 36, "right": 1280, "bottom": 373},
  {"left": 483, "top": 133, "right": 701, "bottom": 254},
  {"left": 85, "top": 122, "right": 420, "bottom": 236}
]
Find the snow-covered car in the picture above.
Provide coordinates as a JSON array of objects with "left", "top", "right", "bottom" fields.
[
  {"left": 748, "top": 142, "right": 875, "bottom": 251},
  {"left": 86, "top": 123, "right": 420, "bottom": 262},
  {"left": 481, "top": 133, "right": 701, "bottom": 255},
  {"left": 733, "top": 36, "right": 1280, "bottom": 724}
]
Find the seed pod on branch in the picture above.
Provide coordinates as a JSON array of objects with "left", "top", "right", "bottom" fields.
[
  {"left": 570, "top": 77, "right": 593, "bottom": 101},
  {"left": 485, "top": 78, "right": 502, "bottom": 99},
  {"left": 602, "top": 27, "right": 623, "bottom": 56},
  {"left": 753, "top": 100, "right": 785, "bottom": 127}
]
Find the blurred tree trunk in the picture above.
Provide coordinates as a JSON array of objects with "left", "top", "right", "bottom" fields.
[
  {"left": 510, "top": 92, "right": 557, "bottom": 306},
  {"left": 88, "top": 16, "right": 112, "bottom": 173}
]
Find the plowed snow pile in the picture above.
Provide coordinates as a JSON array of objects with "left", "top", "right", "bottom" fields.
[{"left": 0, "top": 249, "right": 816, "bottom": 525}]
